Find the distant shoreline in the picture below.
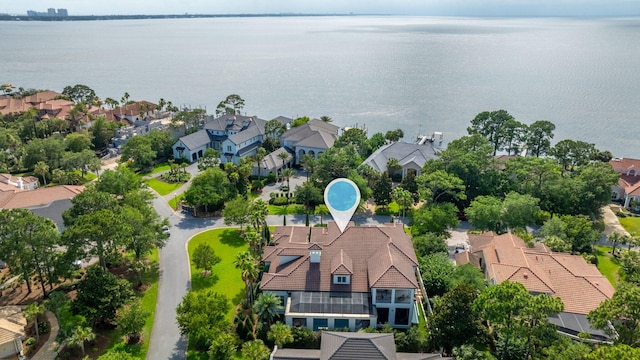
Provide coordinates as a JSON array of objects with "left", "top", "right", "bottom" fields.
[{"left": 0, "top": 13, "right": 361, "bottom": 22}]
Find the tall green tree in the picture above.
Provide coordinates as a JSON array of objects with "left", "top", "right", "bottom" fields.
[
  {"left": 34, "top": 160, "right": 49, "bottom": 186},
  {"left": 467, "top": 109, "right": 517, "bottom": 155},
  {"left": 465, "top": 195, "right": 503, "bottom": 233},
  {"left": 473, "top": 281, "right": 563, "bottom": 360},
  {"left": 418, "top": 253, "right": 455, "bottom": 297},
  {"left": 115, "top": 299, "right": 149, "bottom": 344},
  {"left": 223, "top": 196, "right": 250, "bottom": 229},
  {"left": 65, "top": 132, "right": 92, "bottom": 152},
  {"left": 184, "top": 167, "right": 236, "bottom": 214},
  {"left": 120, "top": 135, "right": 156, "bottom": 171},
  {"left": 411, "top": 202, "right": 460, "bottom": 237},
  {"left": 62, "top": 84, "right": 97, "bottom": 104},
  {"left": 192, "top": 243, "right": 221, "bottom": 275},
  {"left": 524, "top": 120, "right": 555, "bottom": 157},
  {"left": 428, "top": 284, "right": 483, "bottom": 354},
  {"left": 588, "top": 282, "right": 640, "bottom": 346},
  {"left": 215, "top": 94, "right": 245, "bottom": 117},
  {"left": 176, "top": 289, "right": 231, "bottom": 350},
  {"left": 373, "top": 175, "right": 392, "bottom": 209},
  {"left": 72, "top": 266, "right": 134, "bottom": 326},
  {"left": 241, "top": 340, "right": 270, "bottom": 360},
  {"left": 416, "top": 170, "right": 466, "bottom": 204}
]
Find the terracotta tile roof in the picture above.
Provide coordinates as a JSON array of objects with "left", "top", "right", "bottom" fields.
[
  {"left": 610, "top": 157, "right": 640, "bottom": 174},
  {"left": 261, "top": 222, "right": 419, "bottom": 293},
  {"left": 467, "top": 232, "right": 614, "bottom": 315},
  {"left": 0, "top": 185, "right": 84, "bottom": 209},
  {"left": 331, "top": 249, "right": 353, "bottom": 275}
]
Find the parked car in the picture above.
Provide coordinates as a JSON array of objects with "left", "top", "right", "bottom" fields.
[{"left": 162, "top": 225, "right": 170, "bottom": 235}]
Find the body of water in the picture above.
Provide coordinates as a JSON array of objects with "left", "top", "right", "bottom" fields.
[{"left": 1, "top": 16, "right": 639, "bottom": 157}]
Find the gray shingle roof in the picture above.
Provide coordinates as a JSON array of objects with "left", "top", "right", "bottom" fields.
[
  {"left": 177, "top": 130, "right": 212, "bottom": 150},
  {"left": 204, "top": 114, "right": 266, "bottom": 132},
  {"left": 281, "top": 120, "right": 340, "bottom": 149},
  {"left": 362, "top": 142, "right": 438, "bottom": 173},
  {"left": 321, "top": 332, "right": 396, "bottom": 360},
  {"left": 227, "top": 122, "right": 265, "bottom": 145}
]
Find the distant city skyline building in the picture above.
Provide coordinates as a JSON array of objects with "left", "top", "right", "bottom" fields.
[{"left": 26, "top": 8, "right": 68, "bottom": 17}]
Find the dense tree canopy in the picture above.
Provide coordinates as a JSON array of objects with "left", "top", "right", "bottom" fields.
[{"left": 184, "top": 167, "right": 236, "bottom": 213}]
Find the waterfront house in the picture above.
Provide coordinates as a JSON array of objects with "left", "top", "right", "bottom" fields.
[
  {"left": 456, "top": 232, "right": 615, "bottom": 342},
  {"left": 172, "top": 114, "right": 267, "bottom": 164},
  {"left": 609, "top": 157, "right": 640, "bottom": 209},
  {"left": 280, "top": 120, "right": 340, "bottom": 164},
  {"left": 260, "top": 222, "right": 421, "bottom": 331},
  {"left": 361, "top": 141, "right": 439, "bottom": 180}
]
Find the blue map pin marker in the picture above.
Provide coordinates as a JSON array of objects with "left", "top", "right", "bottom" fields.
[{"left": 324, "top": 178, "right": 361, "bottom": 233}]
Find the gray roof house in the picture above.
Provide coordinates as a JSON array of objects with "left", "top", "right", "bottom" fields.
[
  {"left": 271, "top": 331, "right": 448, "bottom": 360},
  {"left": 172, "top": 114, "right": 267, "bottom": 163},
  {"left": 281, "top": 119, "right": 340, "bottom": 164},
  {"left": 361, "top": 141, "right": 439, "bottom": 179},
  {"left": 253, "top": 147, "right": 293, "bottom": 177}
]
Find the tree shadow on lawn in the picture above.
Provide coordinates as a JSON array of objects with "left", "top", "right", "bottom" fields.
[
  {"left": 219, "top": 229, "right": 246, "bottom": 247},
  {"left": 191, "top": 273, "right": 220, "bottom": 291}
]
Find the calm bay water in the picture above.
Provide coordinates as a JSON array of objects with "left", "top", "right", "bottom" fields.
[{"left": 1, "top": 16, "right": 639, "bottom": 157}]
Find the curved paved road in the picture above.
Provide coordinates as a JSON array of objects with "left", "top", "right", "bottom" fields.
[{"left": 146, "top": 164, "right": 393, "bottom": 359}]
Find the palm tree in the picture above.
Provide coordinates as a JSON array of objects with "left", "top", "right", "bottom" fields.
[
  {"left": 68, "top": 326, "right": 95, "bottom": 356},
  {"left": 268, "top": 322, "right": 294, "bottom": 349},
  {"left": 121, "top": 92, "right": 130, "bottom": 106},
  {"left": 253, "top": 292, "right": 283, "bottom": 327},
  {"left": 24, "top": 302, "right": 46, "bottom": 342},
  {"left": 34, "top": 161, "right": 49, "bottom": 186},
  {"left": 608, "top": 232, "right": 627, "bottom": 256},
  {"left": 281, "top": 168, "right": 295, "bottom": 196},
  {"left": 386, "top": 158, "right": 402, "bottom": 178},
  {"left": 255, "top": 148, "right": 267, "bottom": 180},
  {"left": 235, "top": 250, "right": 260, "bottom": 306},
  {"left": 277, "top": 152, "right": 290, "bottom": 181},
  {"left": 315, "top": 205, "right": 329, "bottom": 226},
  {"left": 320, "top": 115, "right": 332, "bottom": 123}
]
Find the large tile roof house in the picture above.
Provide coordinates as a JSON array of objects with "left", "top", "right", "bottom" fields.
[
  {"left": 281, "top": 120, "right": 340, "bottom": 164},
  {"left": 172, "top": 114, "right": 267, "bottom": 164},
  {"left": 261, "top": 222, "right": 420, "bottom": 331},
  {"left": 0, "top": 185, "right": 85, "bottom": 230},
  {"left": 271, "top": 331, "right": 448, "bottom": 360},
  {"left": 361, "top": 141, "right": 439, "bottom": 179},
  {"left": 456, "top": 232, "right": 615, "bottom": 341},
  {"left": 609, "top": 157, "right": 640, "bottom": 208}
]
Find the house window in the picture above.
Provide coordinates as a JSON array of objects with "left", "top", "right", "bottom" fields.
[
  {"left": 227, "top": 145, "right": 232, "bottom": 152},
  {"left": 334, "top": 319, "right": 349, "bottom": 329},
  {"left": 334, "top": 275, "right": 350, "bottom": 285},
  {"left": 375, "top": 289, "right": 391, "bottom": 303},
  {"left": 377, "top": 308, "right": 389, "bottom": 325},
  {"left": 313, "top": 318, "right": 328, "bottom": 331},
  {"left": 395, "top": 289, "right": 411, "bottom": 303},
  {"left": 293, "top": 318, "right": 306, "bottom": 327},
  {"left": 394, "top": 308, "right": 410, "bottom": 326},
  {"left": 276, "top": 296, "right": 285, "bottom": 307}
]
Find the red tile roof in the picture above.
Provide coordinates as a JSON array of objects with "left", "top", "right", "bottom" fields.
[
  {"left": 0, "top": 185, "right": 84, "bottom": 209},
  {"left": 261, "top": 222, "right": 419, "bottom": 293},
  {"left": 461, "top": 232, "right": 614, "bottom": 314}
]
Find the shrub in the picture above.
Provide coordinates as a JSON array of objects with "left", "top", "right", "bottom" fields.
[
  {"left": 252, "top": 180, "right": 264, "bottom": 192},
  {"left": 272, "top": 197, "right": 290, "bottom": 206},
  {"left": 266, "top": 173, "right": 276, "bottom": 184},
  {"left": 26, "top": 337, "right": 36, "bottom": 346}
]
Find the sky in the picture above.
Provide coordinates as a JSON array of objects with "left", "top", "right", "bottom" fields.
[{"left": 3, "top": 0, "right": 640, "bottom": 17}]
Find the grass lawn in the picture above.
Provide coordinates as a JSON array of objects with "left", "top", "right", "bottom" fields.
[
  {"left": 187, "top": 229, "right": 249, "bottom": 317},
  {"left": 375, "top": 201, "right": 401, "bottom": 216},
  {"left": 102, "top": 249, "right": 160, "bottom": 358},
  {"left": 186, "top": 229, "right": 249, "bottom": 360},
  {"left": 145, "top": 177, "right": 184, "bottom": 196},
  {"left": 594, "top": 245, "right": 620, "bottom": 287},
  {"left": 619, "top": 216, "right": 640, "bottom": 235},
  {"left": 168, "top": 193, "right": 185, "bottom": 210}
]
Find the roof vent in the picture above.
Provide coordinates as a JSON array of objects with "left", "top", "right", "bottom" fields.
[{"left": 523, "top": 273, "right": 528, "bottom": 279}]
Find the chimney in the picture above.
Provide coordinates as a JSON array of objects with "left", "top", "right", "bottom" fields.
[{"left": 310, "top": 248, "right": 321, "bottom": 263}]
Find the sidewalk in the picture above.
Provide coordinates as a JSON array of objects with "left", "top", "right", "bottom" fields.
[{"left": 30, "top": 311, "right": 60, "bottom": 360}]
